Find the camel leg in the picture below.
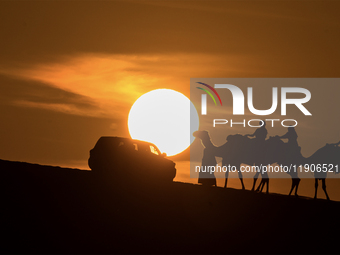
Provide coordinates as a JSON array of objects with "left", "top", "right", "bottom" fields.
[
  {"left": 238, "top": 168, "right": 245, "bottom": 190},
  {"left": 251, "top": 178, "right": 257, "bottom": 191},
  {"left": 314, "top": 178, "right": 318, "bottom": 199},
  {"left": 256, "top": 179, "right": 264, "bottom": 192},
  {"left": 257, "top": 172, "right": 268, "bottom": 192},
  {"left": 256, "top": 179, "right": 262, "bottom": 192},
  {"left": 258, "top": 172, "right": 269, "bottom": 194},
  {"left": 259, "top": 178, "right": 269, "bottom": 193},
  {"left": 288, "top": 178, "right": 295, "bottom": 196},
  {"left": 239, "top": 178, "right": 245, "bottom": 190},
  {"left": 265, "top": 178, "right": 269, "bottom": 194},
  {"left": 259, "top": 181, "right": 264, "bottom": 192},
  {"left": 321, "top": 179, "right": 330, "bottom": 200},
  {"left": 294, "top": 178, "right": 301, "bottom": 196},
  {"left": 251, "top": 171, "right": 260, "bottom": 191},
  {"left": 224, "top": 170, "right": 229, "bottom": 188},
  {"left": 289, "top": 178, "right": 300, "bottom": 196}
]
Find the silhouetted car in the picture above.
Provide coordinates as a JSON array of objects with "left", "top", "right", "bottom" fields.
[{"left": 88, "top": 136, "right": 176, "bottom": 183}]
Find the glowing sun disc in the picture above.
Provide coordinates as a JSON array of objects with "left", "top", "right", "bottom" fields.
[{"left": 128, "top": 89, "right": 199, "bottom": 156}]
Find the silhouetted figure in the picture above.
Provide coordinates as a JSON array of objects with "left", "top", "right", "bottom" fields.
[
  {"left": 194, "top": 131, "right": 265, "bottom": 190},
  {"left": 277, "top": 127, "right": 301, "bottom": 196},
  {"left": 246, "top": 120, "right": 268, "bottom": 142},
  {"left": 277, "top": 127, "right": 300, "bottom": 161},
  {"left": 224, "top": 135, "right": 245, "bottom": 190},
  {"left": 247, "top": 121, "right": 269, "bottom": 193},
  {"left": 198, "top": 133, "right": 217, "bottom": 187},
  {"left": 278, "top": 126, "right": 298, "bottom": 147},
  {"left": 194, "top": 130, "right": 340, "bottom": 199}
]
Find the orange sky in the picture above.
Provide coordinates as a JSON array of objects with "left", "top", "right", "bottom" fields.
[{"left": 0, "top": 0, "right": 339, "bottom": 199}]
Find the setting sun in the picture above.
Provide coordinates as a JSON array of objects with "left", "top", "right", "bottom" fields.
[{"left": 128, "top": 89, "right": 199, "bottom": 156}]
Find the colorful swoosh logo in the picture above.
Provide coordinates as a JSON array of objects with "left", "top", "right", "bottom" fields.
[{"left": 196, "top": 82, "right": 223, "bottom": 106}]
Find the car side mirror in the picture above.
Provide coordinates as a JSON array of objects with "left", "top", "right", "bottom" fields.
[{"left": 161, "top": 152, "right": 167, "bottom": 157}]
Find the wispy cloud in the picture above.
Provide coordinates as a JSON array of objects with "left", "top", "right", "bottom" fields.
[
  {"left": 1, "top": 53, "right": 254, "bottom": 118},
  {"left": 13, "top": 100, "right": 110, "bottom": 118}
]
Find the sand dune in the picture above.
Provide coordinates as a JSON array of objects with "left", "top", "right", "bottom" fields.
[{"left": 1, "top": 159, "right": 338, "bottom": 254}]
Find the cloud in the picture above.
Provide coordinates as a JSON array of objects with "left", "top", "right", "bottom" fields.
[
  {"left": 13, "top": 100, "right": 109, "bottom": 118},
  {"left": 0, "top": 74, "right": 107, "bottom": 117},
  {"left": 0, "top": 53, "right": 255, "bottom": 119}
]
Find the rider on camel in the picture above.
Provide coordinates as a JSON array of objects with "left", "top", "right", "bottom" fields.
[
  {"left": 278, "top": 126, "right": 298, "bottom": 148},
  {"left": 245, "top": 120, "right": 268, "bottom": 163},
  {"left": 246, "top": 120, "right": 268, "bottom": 143},
  {"left": 277, "top": 126, "right": 302, "bottom": 163}
]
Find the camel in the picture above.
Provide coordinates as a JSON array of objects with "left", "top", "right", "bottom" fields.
[
  {"left": 193, "top": 130, "right": 340, "bottom": 199},
  {"left": 193, "top": 130, "right": 278, "bottom": 193}
]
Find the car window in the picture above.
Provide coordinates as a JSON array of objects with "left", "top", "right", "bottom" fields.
[{"left": 150, "top": 145, "right": 159, "bottom": 155}]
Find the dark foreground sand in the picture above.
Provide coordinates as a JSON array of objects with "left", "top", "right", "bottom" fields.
[{"left": 1, "top": 159, "right": 338, "bottom": 254}]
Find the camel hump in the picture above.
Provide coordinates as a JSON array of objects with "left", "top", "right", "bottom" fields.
[{"left": 226, "top": 134, "right": 249, "bottom": 144}]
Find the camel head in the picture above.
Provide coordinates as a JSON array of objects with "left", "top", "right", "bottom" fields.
[
  {"left": 193, "top": 130, "right": 211, "bottom": 140},
  {"left": 309, "top": 144, "right": 340, "bottom": 173}
]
